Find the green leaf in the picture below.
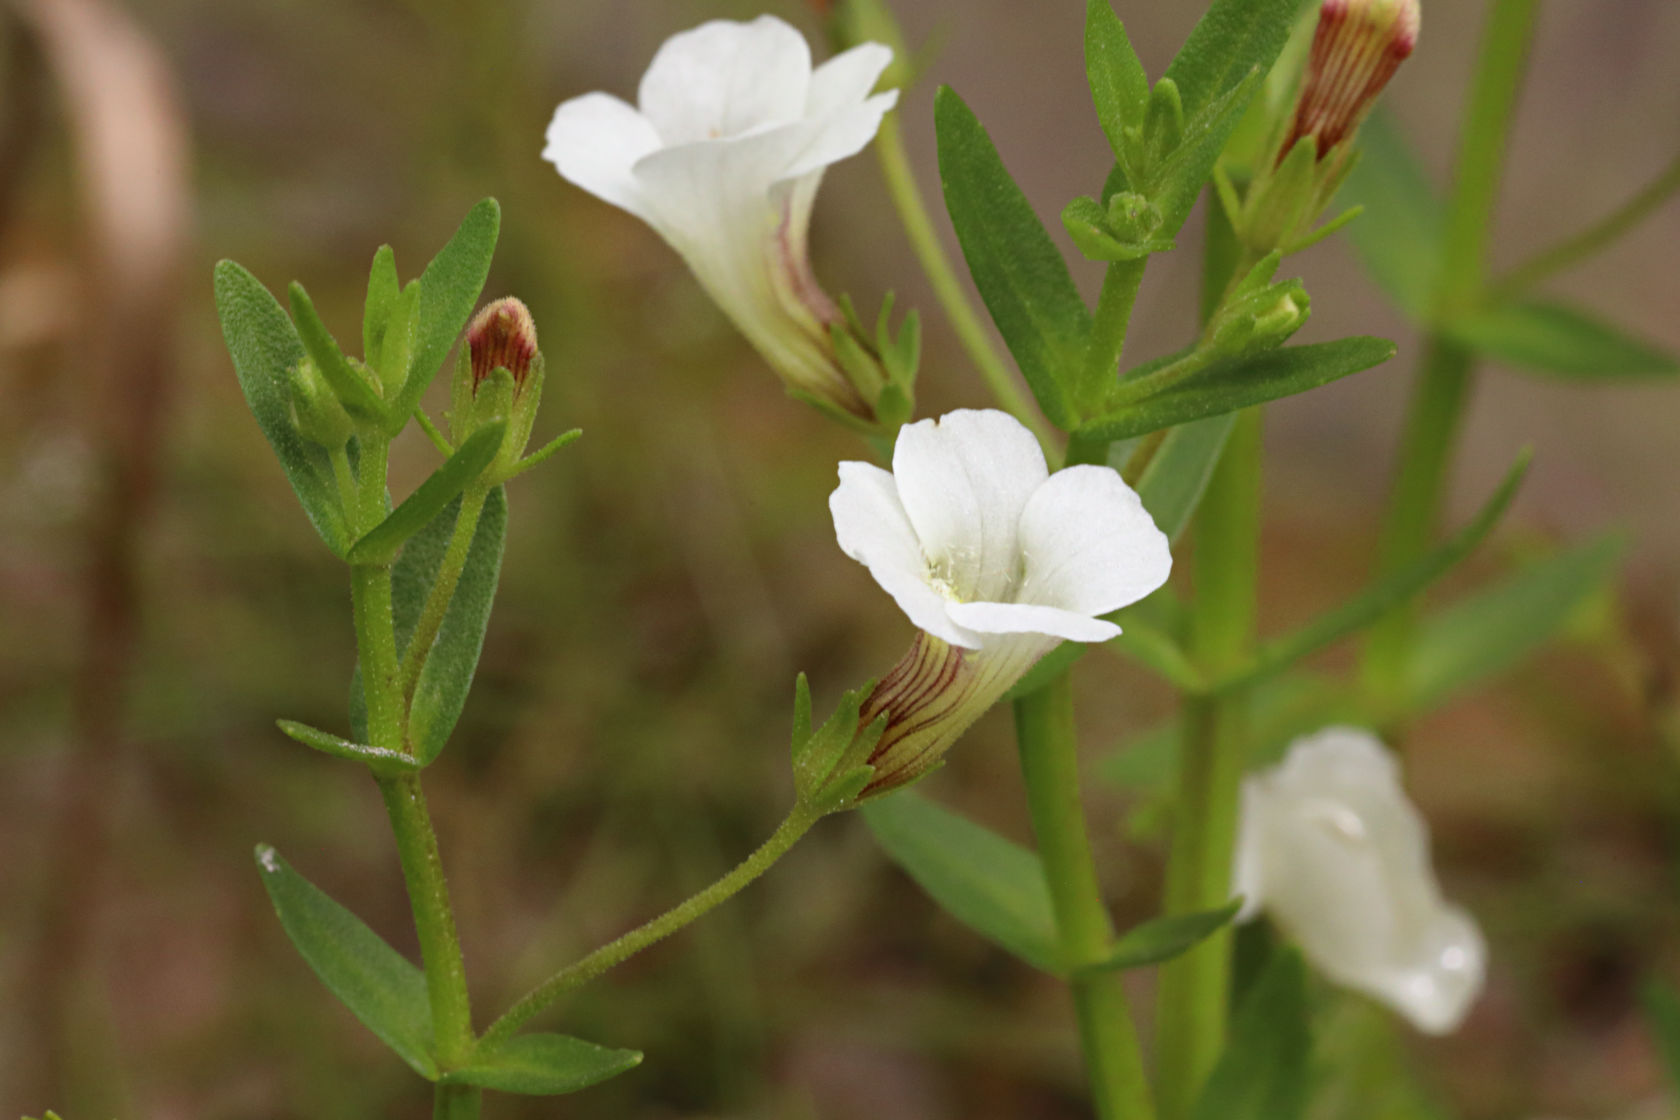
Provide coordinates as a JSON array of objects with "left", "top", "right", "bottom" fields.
[
  {"left": 1134, "top": 412, "right": 1238, "bottom": 543},
  {"left": 1086, "top": 900, "right": 1243, "bottom": 973},
  {"left": 1163, "top": 0, "right": 1300, "bottom": 131},
  {"left": 1215, "top": 452, "right": 1530, "bottom": 693},
  {"left": 277, "top": 718, "right": 421, "bottom": 772},
  {"left": 1079, "top": 337, "right": 1397, "bottom": 442},
  {"left": 1405, "top": 531, "right": 1626, "bottom": 712},
  {"left": 253, "top": 845, "right": 437, "bottom": 1079},
  {"left": 347, "top": 423, "right": 505, "bottom": 566},
  {"left": 862, "top": 791, "right": 1062, "bottom": 973},
  {"left": 1641, "top": 981, "right": 1680, "bottom": 1091},
  {"left": 1085, "top": 0, "right": 1149, "bottom": 177},
  {"left": 1152, "top": 67, "right": 1266, "bottom": 236},
  {"left": 288, "top": 282, "right": 389, "bottom": 423},
  {"left": 935, "top": 87, "right": 1087, "bottom": 429},
  {"left": 408, "top": 487, "right": 509, "bottom": 764},
  {"left": 1193, "top": 948, "right": 1310, "bottom": 1120},
  {"left": 364, "top": 244, "right": 400, "bottom": 366},
  {"left": 1338, "top": 111, "right": 1443, "bottom": 321},
  {"left": 213, "top": 260, "right": 352, "bottom": 556},
  {"left": 1447, "top": 300, "right": 1680, "bottom": 379},
  {"left": 391, "top": 199, "right": 502, "bottom": 428},
  {"left": 440, "top": 1033, "right": 643, "bottom": 1095}
]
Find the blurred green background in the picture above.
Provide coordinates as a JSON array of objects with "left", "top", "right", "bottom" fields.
[{"left": 3, "top": 0, "right": 1679, "bottom": 1116}]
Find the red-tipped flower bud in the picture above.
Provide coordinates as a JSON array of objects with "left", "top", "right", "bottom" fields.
[
  {"left": 1283, "top": 0, "right": 1420, "bottom": 160},
  {"left": 468, "top": 297, "right": 538, "bottom": 389}
]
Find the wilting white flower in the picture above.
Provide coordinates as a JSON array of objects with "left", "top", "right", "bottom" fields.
[
  {"left": 1233, "top": 727, "right": 1486, "bottom": 1034},
  {"left": 829, "top": 409, "right": 1172, "bottom": 795},
  {"left": 544, "top": 16, "right": 898, "bottom": 421}
]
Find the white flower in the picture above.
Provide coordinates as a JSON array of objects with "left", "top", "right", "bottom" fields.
[
  {"left": 829, "top": 409, "right": 1172, "bottom": 795},
  {"left": 1233, "top": 727, "right": 1486, "bottom": 1034},
  {"left": 543, "top": 16, "right": 898, "bottom": 421}
]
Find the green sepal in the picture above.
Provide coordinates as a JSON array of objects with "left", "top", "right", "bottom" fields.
[
  {"left": 862, "top": 791, "right": 1063, "bottom": 973},
  {"left": 276, "top": 718, "right": 422, "bottom": 774},
  {"left": 1084, "top": 0, "right": 1150, "bottom": 180},
  {"left": 1081, "top": 900, "right": 1243, "bottom": 973},
  {"left": 790, "top": 675, "right": 885, "bottom": 809},
  {"left": 253, "top": 845, "right": 438, "bottom": 1080},
  {"left": 1191, "top": 947, "right": 1311, "bottom": 1120},
  {"left": 935, "top": 86, "right": 1086, "bottom": 429},
  {"left": 1080, "top": 337, "right": 1396, "bottom": 442},
  {"left": 213, "top": 260, "right": 353, "bottom": 555},
  {"left": 363, "top": 244, "right": 400, "bottom": 370},
  {"left": 388, "top": 198, "right": 502, "bottom": 433},
  {"left": 1141, "top": 77, "right": 1184, "bottom": 167},
  {"left": 1237, "top": 133, "right": 1319, "bottom": 253},
  {"left": 347, "top": 422, "right": 506, "bottom": 567},
  {"left": 1061, "top": 194, "right": 1174, "bottom": 262},
  {"left": 287, "top": 282, "right": 389, "bottom": 424},
  {"left": 1446, "top": 299, "right": 1679, "bottom": 379},
  {"left": 438, "top": 1033, "right": 643, "bottom": 1095}
]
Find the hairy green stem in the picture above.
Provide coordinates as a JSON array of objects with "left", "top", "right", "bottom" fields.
[
  {"left": 1154, "top": 408, "right": 1261, "bottom": 1120},
  {"left": 1015, "top": 675, "right": 1156, "bottom": 1120},
  {"left": 479, "top": 804, "right": 820, "bottom": 1050},
  {"left": 1080, "top": 260, "right": 1148, "bottom": 410},
  {"left": 874, "top": 108, "right": 1051, "bottom": 444},
  {"left": 433, "top": 1083, "right": 482, "bottom": 1120},
  {"left": 400, "top": 484, "right": 489, "bottom": 700}
]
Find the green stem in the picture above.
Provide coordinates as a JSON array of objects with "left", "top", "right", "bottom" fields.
[
  {"left": 329, "top": 445, "right": 359, "bottom": 518},
  {"left": 1154, "top": 408, "right": 1261, "bottom": 1120},
  {"left": 874, "top": 108, "right": 1051, "bottom": 445},
  {"left": 479, "top": 804, "right": 820, "bottom": 1050},
  {"left": 401, "top": 484, "right": 489, "bottom": 700},
  {"left": 433, "top": 1083, "right": 482, "bottom": 1120},
  {"left": 1014, "top": 675, "right": 1156, "bottom": 1120},
  {"left": 351, "top": 564, "right": 406, "bottom": 753},
  {"left": 1490, "top": 150, "right": 1680, "bottom": 302},
  {"left": 1079, "top": 260, "right": 1147, "bottom": 410}
]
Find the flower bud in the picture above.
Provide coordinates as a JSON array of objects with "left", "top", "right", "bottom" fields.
[
  {"left": 449, "top": 296, "right": 550, "bottom": 480},
  {"left": 468, "top": 296, "right": 538, "bottom": 391},
  {"left": 1282, "top": 0, "right": 1419, "bottom": 161},
  {"left": 290, "top": 357, "right": 355, "bottom": 449}
]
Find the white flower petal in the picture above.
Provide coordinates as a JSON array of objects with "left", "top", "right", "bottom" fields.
[
  {"left": 781, "top": 90, "right": 900, "bottom": 182},
  {"left": 542, "top": 92, "right": 663, "bottom": 217},
  {"left": 1016, "top": 464, "right": 1172, "bottom": 617},
  {"left": 891, "top": 410, "right": 1049, "bottom": 602},
  {"left": 945, "top": 600, "right": 1121, "bottom": 644},
  {"left": 806, "top": 42, "right": 893, "bottom": 116},
  {"left": 637, "top": 16, "right": 811, "bottom": 145},
  {"left": 1367, "top": 904, "right": 1486, "bottom": 1035},
  {"left": 831, "top": 461, "right": 979, "bottom": 648}
]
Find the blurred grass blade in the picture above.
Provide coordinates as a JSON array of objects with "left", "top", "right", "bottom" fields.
[
  {"left": 1446, "top": 300, "right": 1680, "bottom": 379},
  {"left": 1338, "top": 111, "right": 1443, "bottom": 321},
  {"left": 347, "top": 422, "right": 504, "bottom": 566},
  {"left": 935, "top": 86, "right": 1087, "bottom": 429},
  {"left": 1641, "top": 981, "right": 1680, "bottom": 1090},
  {"left": 1079, "top": 337, "right": 1396, "bottom": 442},
  {"left": 288, "top": 281, "right": 389, "bottom": 423},
  {"left": 363, "top": 244, "right": 400, "bottom": 366},
  {"left": 1085, "top": 0, "right": 1149, "bottom": 177},
  {"left": 277, "top": 718, "right": 421, "bottom": 772},
  {"left": 1192, "top": 947, "right": 1310, "bottom": 1120},
  {"left": 391, "top": 198, "right": 501, "bottom": 427},
  {"left": 1405, "top": 531, "right": 1626, "bottom": 713},
  {"left": 253, "top": 845, "right": 437, "bottom": 1079},
  {"left": 408, "top": 486, "right": 508, "bottom": 764},
  {"left": 1086, "top": 900, "right": 1242, "bottom": 973},
  {"left": 1216, "top": 451, "right": 1530, "bottom": 693},
  {"left": 440, "top": 1033, "right": 643, "bottom": 1094},
  {"left": 214, "top": 261, "right": 352, "bottom": 556},
  {"left": 863, "top": 791, "right": 1063, "bottom": 973},
  {"left": 1135, "top": 413, "right": 1238, "bottom": 543}
]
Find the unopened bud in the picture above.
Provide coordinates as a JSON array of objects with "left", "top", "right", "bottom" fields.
[
  {"left": 1282, "top": 0, "right": 1419, "bottom": 160},
  {"left": 290, "top": 357, "right": 355, "bottom": 449},
  {"left": 468, "top": 297, "right": 538, "bottom": 389}
]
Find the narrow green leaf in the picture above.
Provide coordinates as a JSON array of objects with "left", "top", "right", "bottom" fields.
[
  {"left": 1406, "top": 531, "right": 1626, "bottom": 712},
  {"left": 441, "top": 1033, "right": 643, "bottom": 1095},
  {"left": 1337, "top": 111, "right": 1443, "bottom": 321},
  {"left": 288, "top": 282, "right": 389, "bottom": 422},
  {"left": 347, "top": 423, "right": 505, "bottom": 566},
  {"left": 1447, "top": 300, "right": 1680, "bottom": 379},
  {"left": 1192, "top": 947, "right": 1310, "bottom": 1120},
  {"left": 213, "top": 260, "right": 352, "bottom": 555},
  {"left": 1086, "top": 900, "right": 1243, "bottom": 973},
  {"left": 1079, "top": 337, "right": 1397, "bottom": 442},
  {"left": 1163, "top": 0, "right": 1300, "bottom": 123},
  {"left": 408, "top": 486, "right": 508, "bottom": 764},
  {"left": 277, "top": 718, "right": 421, "bottom": 772},
  {"left": 1135, "top": 413, "right": 1238, "bottom": 543},
  {"left": 1216, "top": 452, "right": 1531, "bottom": 693},
  {"left": 1153, "top": 67, "right": 1266, "bottom": 236},
  {"left": 253, "top": 845, "right": 437, "bottom": 1079},
  {"left": 1641, "top": 981, "right": 1680, "bottom": 1091},
  {"left": 364, "top": 244, "right": 400, "bottom": 366},
  {"left": 392, "top": 198, "right": 502, "bottom": 427},
  {"left": 863, "top": 791, "right": 1063, "bottom": 973},
  {"left": 935, "top": 87, "right": 1087, "bottom": 429},
  {"left": 1085, "top": 0, "right": 1149, "bottom": 175}
]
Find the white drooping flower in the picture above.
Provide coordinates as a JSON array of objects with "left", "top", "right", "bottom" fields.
[
  {"left": 543, "top": 16, "right": 898, "bottom": 422},
  {"left": 1232, "top": 727, "right": 1486, "bottom": 1034},
  {"left": 829, "top": 409, "right": 1172, "bottom": 795}
]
